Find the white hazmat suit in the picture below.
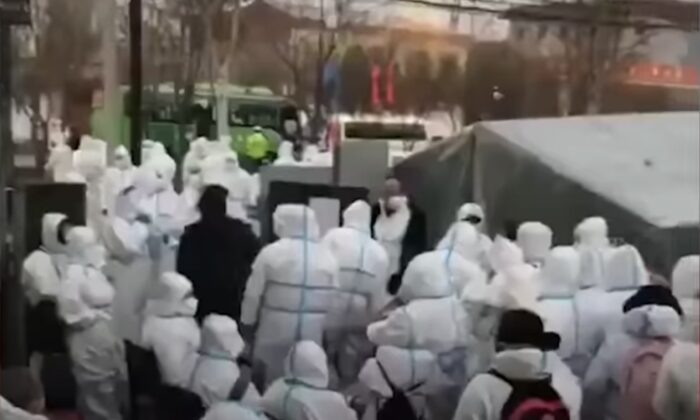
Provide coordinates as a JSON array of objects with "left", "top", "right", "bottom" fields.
[
  {"left": 104, "top": 146, "right": 136, "bottom": 217},
  {"left": 57, "top": 227, "right": 127, "bottom": 420},
  {"left": 189, "top": 315, "right": 261, "bottom": 408},
  {"left": 451, "top": 203, "right": 492, "bottom": 270},
  {"left": 201, "top": 150, "right": 254, "bottom": 222},
  {"left": 535, "top": 247, "right": 591, "bottom": 377},
  {"left": 672, "top": 255, "right": 699, "bottom": 343},
  {"left": 261, "top": 341, "right": 358, "bottom": 420},
  {"left": 322, "top": 200, "right": 390, "bottom": 384},
  {"left": 583, "top": 303, "right": 681, "bottom": 420},
  {"left": 22, "top": 214, "right": 70, "bottom": 305},
  {"left": 241, "top": 205, "right": 340, "bottom": 384},
  {"left": 141, "top": 272, "right": 201, "bottom": 388}
]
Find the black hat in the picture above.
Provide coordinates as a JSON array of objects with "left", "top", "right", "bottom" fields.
[
  {"left": 496, "top": 309, "right": 561, "bottom": 351},
  {"left": 623, "top": 285, "right": 683, "bottom": 317}
]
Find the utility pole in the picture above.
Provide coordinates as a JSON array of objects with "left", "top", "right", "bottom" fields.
[{"left": 129, "top": 0, "right": 143, "bottom": 165}]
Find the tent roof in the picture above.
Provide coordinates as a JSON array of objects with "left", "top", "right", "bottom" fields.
[{"left": 478, "top": 112, "right": 700, "bottom": 228}]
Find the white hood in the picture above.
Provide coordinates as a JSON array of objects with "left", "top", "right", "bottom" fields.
[
  {"left": 517, "top": 222, "right": 553, "bottom": 263},
  {"left": 145, "top": 272, "right": 197, "bottom": 317},
  {"left": 491, "top": 348, "right": 547, "bottom": 380},
  {"left": 436, "top": 222, "right": 481, "bottom": 262},
  {"left": 273, "top": 204, "right": 320, "bottom": 240},
  {"left": 539, "top": 247, "right": 580, "bottom": 299},
  {"left": 359, "top": 345, "right": 437, "bottom": 397},
  {"left": 114, "top": 145, "right": 133, "bottom": 170},
  {"left": 672, "top": 255, "right": 699, "bottom": 299},
  {"left": 622, "top": 305, "right": 681, "bottom": 338},
  {"left": 397, "top": 252, "right": 455, "bottom": 302},
  {"left": 577, "top": 246, "right": 608, "bottom": 289},
  {"left": 483, "top": 264, "right": 540, "bottom": 310},
  {"left": 200, "top": 315, "right": 245, "bottom": 360},
  {"left": 342, "top": 200, "right": 371, "bottom": 235},
  {"left": 41, "top": 213, "right": 68, "bottom": 254},
  {"left": 488, "top": 236, "right": 525, "bottom": 273},
  {"left": 284, "top": 341, "right": 329, "bottom": 388},
  {"left": 601, "top": 245, "right": 649, "bottom": 292},
  {"left": 574, "top": 217, "right": 610, "bottom": 248},
  {"left": 456, "top": 203, "right": 485, "bottom": 228}
]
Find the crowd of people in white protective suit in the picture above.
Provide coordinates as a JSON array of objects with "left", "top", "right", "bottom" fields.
[{"left": 2, "top": 132, "right": 698, "bottom": 420}]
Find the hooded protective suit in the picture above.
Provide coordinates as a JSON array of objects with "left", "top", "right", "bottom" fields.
[
  {"left": 366, "top": 253, "right": 471, "bottom": 353},
  {"left": 322, "top": 201, "right": 390, "bottom": 384},
  {"left": 373, "top": 196, "right": 412, "bottom": 277},
  {"left": 261, "top": 341, "right": 357, "bottom": 420},
  {"left": 450, "top": 204, "right": 493, "bottom": 269},
  {"left": 433, "top": 222, "right": 488, "bottom": 295},
  {"left": 22, "top": 214, "right": 70, "bottom": 305},
  {"left": 182, "top": 137, "right": 210, "bottom": 187},
  {"left": 599, "top": 245, "right": 649, "bottom": 332},
  {"left": 672, "top": 255, "right": 699, "bottom": 343},
  {"left": 141, "top": 272, "right": 200, "bottom": 388},
  {"left": 452, "top": 348, "right": 582, "bottom": 420},
  {"left": 583, "top": 299, "right": 682, "bottom": 420},
  {"left": 241, "top": 205, "right": 339, "bottom": 384},
  {"left": 74, "top": 138, "right": 109, "bottom": 231},
  {"left": 132, "top": 153, "right": 181, "bottom": 273},
  {"left": 357, "top": 346, "right": 443, "bottom": 420},
  {"left": 653, "top": 341, "right": 699, "bottom": 420},
  {"left": 57, "top": 227, "right": 127, "bottom": 420},
  {"left": 516, "top": 222, "right": 553, "bottom": 265},
  {"left": 189, "top": 315, "right": 261, "bottom": 408},
  {"left": 201, "top": 151, "right": 255, "bottom": 222},
  {"left": 22, "top": 214, "right": 72, "bottom": 356},
  {"left": 535, "top": 247, "right": 591, "bottom": 377},
  {"left": 104, "top": 146, "right": 135, "bottom": 217}
]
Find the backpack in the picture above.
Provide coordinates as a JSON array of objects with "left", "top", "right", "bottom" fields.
[
  {"left": 489, "top": 369, "right": 570, "bottom": 420},
  {"left": 619, "top": 339, "right": 672, "bottom": 420},
  {"left": 375, "top": 361, "right": 424, "bottom": 420}
]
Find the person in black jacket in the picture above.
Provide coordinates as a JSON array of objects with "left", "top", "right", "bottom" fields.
[
  {"left": 371, "top": 177, "right": 427, "bottom": 295},
  {"left": 177, "top": 185, "right": 261, "bottom": 323}
]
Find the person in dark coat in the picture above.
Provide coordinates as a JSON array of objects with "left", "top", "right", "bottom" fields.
[
  {"left": 177, "top": 185, "right": 261, "bottom": 323},
  {"left": 371, "top": 177, "right": 427, "bottom": 295}
]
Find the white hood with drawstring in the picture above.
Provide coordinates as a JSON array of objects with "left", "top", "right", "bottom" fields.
[
  {"left": 141, "top": 272, "right": 201, "bottom": 388},
  {"left": 583, "top": 303, "right": 681, "bottom": 420},
  {"left": 672, "top": 255, "right": 699, "bottom": 343},
  {"left": 189, "top": 315, "right": 260, "bottom": 408},
  {"left": 241, "top": 205, "right": 339, "bottom": 385},
  {"left": 261, "top": 341, "right": 357, "bottom": 420}
]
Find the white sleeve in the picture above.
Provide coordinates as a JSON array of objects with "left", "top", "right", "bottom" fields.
[
  {"left": 369, "top": 250, "right": 392, "bottom": 315},
  {"left": 57, "top": 266, "right": 96, "bottom": 328},
  {"left": 452, "top": 376, "right": 493, "bottom": 420},
  {"left": 240, "top": 248, "right": 269, "bottom": 326}
]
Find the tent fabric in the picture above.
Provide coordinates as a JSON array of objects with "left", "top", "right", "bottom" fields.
[{"left": 394, "top": 113, "right": 699, "bottom": 276}]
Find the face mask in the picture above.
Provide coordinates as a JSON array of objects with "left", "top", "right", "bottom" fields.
[{"left": 384, "top": 195, "right": 406, "bottom": 215}]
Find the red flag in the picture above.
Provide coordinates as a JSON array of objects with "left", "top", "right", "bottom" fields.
[{"left": 372, "top": 65, "right": 382, "bottom": 107}]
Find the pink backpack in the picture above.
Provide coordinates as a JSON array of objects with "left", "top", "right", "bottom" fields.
[{"left": 619, "top": 339, "right": 672, "bottom": 420}]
